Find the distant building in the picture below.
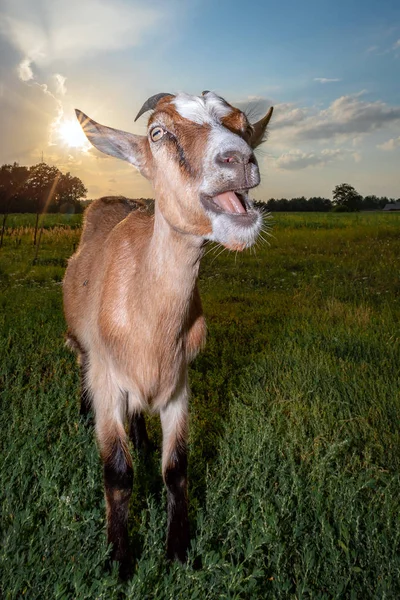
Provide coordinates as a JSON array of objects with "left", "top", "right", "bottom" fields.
[{"left": 383, "top": 202, "right": 400, "bottom": 211}]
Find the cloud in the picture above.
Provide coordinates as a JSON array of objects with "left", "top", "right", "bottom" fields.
[
  {"left": 0, "top": 0, "right": 164, "bottom": 65},
  {"left": 17, "top": 58, "right": 33, "bottom": 81},
  {"left": 54, "top": 74, "right": 67, "bottom": 96},
  {"left": 270, "top": 103, "right": 307, "bottom": 129},
  {"left": 369, "top": 38, "right": 400, "bottom": 58},
  {"left": 295, "top": 94, "right": 400, "bottom": 141},
  {"left": 377, "top": 137, "right": 400, "bottom": 151},
  {"left": 267, "top": 93, "right": 400, "bottom": 153},
  {"left": 275, "top": 148, "right": 345, "bottom": 170},
  {"left": 314, "top": 78, "right": 341, "bottom": 84},
  {"left": 0, "top": 0, "right": 170, "bottom": 175},
  {"left": 0, "top": 76, "right": 61, "bottom": 164}
]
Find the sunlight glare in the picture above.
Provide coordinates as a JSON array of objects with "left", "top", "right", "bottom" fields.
[{"left": 58, "top": 119, "right": 91, "bottom": 150}]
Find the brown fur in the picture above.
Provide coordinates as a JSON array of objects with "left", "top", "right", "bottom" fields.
[
  {"left": 221, "top": 107, "right": 249, "bottom": 137},
  {"left": 64, "top": 195, "right": 202, "bottom": 572},
  {"left": 64, "top": 197, "right": 206, "bottom": 409},
  {"left": 148, "top": 106, "right": 214, "bottom": 236},
  {"left": 64, "top": 93, "right": 273, "bottom": 574}
]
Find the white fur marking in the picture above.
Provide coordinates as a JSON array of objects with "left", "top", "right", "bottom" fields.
[
  {"left": 198, "top": 127, "right": 262, "bottom": 247},
  {"left": 205, "top": 209, "right": 262, "bottom": 248},
  {"left": 160, "top": 384, "right": 188, "bottom": 473},
  {"left": 173, "top": 92, "right": 231, "bottom": 125}
]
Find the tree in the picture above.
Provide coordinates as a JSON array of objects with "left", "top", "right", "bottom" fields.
[
  {"left": 253, "top": 200, "right": 269, "bottom": 214},
  {"left": 56, "top": 172, "right": 87, "bottom": 213},
  {"left": 25, "top": 163, "right": 62, "bottom": 244},
  {"left": 332, "top": 183, "right": 363, "bottom": 212},
  {"left": 362, "top": 195, "right": 380, "bottom": 210},
  {"left": 0, "top": 163, "right": 29, "bottom": 247},
  {"left": 266, "top": 198, "right": 278, "bottom": 211},
  {"left": 308, "top": 197, "right": 332, "bottom": 211},
  {"left": 290, "top": 196, "right": 308, "bottom": 211}
]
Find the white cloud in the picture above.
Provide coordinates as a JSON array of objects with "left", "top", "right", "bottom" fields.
[
  {"left": 295, "top": 94, "right": 400, "bottom": 141},
  {"left": 0, "top": 0, "right": 164, "bottom": 65},
  {"left": 267, "top": 94, "right": 400, "bottom": 158},
  {"left": 314, "top": 78, "right": 341, "bottom": 84},
  {"left": 0, "top": 75, "right": 61, "bottom": 165},
  {"left": 17, "top": 58, "right": 33, "bottom": 81},
  {"left": 54, "top": 74, "right": 67, "bottom": 96},
  {"left": 377, "top": 137, "right": 400, "bottom": 151},
  {"left": 393, "top": 39, "right": 400, "bottom": 50},
  {"left": 270, "top": 103, "right": 307, "bottom": 129},
  {"left": 0, "top": 0, "right": 172, "bottom": 174},
  {"left": 275, "top": 148, "right": 345, "bottom": 170}
]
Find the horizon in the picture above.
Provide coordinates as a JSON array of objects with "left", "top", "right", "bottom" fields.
[{"left": 1, "top": 0, "right": 399, "bottom": 201}]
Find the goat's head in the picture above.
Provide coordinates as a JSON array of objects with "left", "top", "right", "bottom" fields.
[{"left": 76, "top": 91, "right": 273, "bottom": 250}]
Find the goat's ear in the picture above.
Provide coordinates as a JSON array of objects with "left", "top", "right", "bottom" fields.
[
  {"left": 249, "top": 107, "right": 273, "bottom": 149},
  {"left": 75, "top": 109, "right": 152, "bottom": 178}
]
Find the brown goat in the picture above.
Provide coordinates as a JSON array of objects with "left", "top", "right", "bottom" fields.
[{"left": 63, "top": 91, "right": 273, "bottom": 577}]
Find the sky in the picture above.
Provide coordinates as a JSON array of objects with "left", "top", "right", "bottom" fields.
[{"left": 0, "top": 0, "right": 399, "bottom": 201}]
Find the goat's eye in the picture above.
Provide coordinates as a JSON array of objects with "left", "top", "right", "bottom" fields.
[{"left": 150, "top": 127, "right": 164, "bottom": 142}]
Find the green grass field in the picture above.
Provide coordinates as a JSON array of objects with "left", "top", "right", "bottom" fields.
[{"left": 0, "top": 212, "right": 399, "bottom": 599}]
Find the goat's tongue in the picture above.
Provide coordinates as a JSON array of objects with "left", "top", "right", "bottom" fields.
[{"left": 213, "top": 191, "right": 246, "bottom": 214}]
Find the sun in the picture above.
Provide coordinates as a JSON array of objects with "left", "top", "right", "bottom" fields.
[{"left": 58, "top": 118, "right": 91, "bottom": 150}]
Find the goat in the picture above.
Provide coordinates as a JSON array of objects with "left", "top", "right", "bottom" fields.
[{"left": 63, "top": 91, "right": 273, "bottom": 577}]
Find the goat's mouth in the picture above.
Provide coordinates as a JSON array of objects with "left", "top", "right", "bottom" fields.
[
  {"left": 200, "top": 188, "right": 262, "bottom": 249},
  {"left": 200, "top": 190, "right": 254, "bottom": 218}
]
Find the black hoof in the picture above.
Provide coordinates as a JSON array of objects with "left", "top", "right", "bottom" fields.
[{"left": 105, "top": 552, "right": 134, "bottom": 581}]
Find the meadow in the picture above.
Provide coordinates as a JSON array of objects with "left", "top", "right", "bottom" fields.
[{"left": 0, "top": 211, "right": 399, "bottom": 599}]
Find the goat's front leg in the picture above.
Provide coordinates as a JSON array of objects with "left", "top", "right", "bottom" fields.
[
  {"left": 160, "top": 387, "right": 190, "bottom": 562},
  {"left": 96, "top": 402, "right": 133, "bottom": 578}
]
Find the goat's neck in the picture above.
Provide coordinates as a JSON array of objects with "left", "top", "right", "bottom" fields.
[{"left": 145, "top": 202, "right": 203, "bottom": 302}]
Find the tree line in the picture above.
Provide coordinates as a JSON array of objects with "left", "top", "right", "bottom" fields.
[
  {"left": 254, "top": 184, "right": 399, "bottom": 213},
  {"left": 0, "top": 162, "right": 87, "bottom": 215},
  {"left": 1, "top": 162, "right": 398, "bottom": 221},
  {"left": 0, "top": 161, "right": 87, "bottom": 247}
]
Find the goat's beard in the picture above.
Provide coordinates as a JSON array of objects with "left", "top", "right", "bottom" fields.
[{"left": 201, "top": 192, "right": 263, "bottom": 250}]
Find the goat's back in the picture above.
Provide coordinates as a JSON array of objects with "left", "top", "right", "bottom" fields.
[{"left": 80, "top": 196, "right": 151, "bottom": 244}]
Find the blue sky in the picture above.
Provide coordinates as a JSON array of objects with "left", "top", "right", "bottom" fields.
[{"left": 0, "top": 0, "right": 399, "bottom": 200}]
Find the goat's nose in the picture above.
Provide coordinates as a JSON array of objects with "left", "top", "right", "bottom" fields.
[{"left": 216, "top": 149, "right": 255, "bottom": 166}]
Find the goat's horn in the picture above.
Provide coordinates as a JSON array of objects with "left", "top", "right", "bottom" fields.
[{"left": 134, "top": 93, "right": 174, "bottom": 122}]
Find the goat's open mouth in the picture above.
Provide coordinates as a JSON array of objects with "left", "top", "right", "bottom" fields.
[{"left": 201, "top": 190, "right": 252, "bottom": 216}]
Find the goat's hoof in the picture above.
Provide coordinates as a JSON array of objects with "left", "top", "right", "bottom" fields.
[
  {"left": 192, "top": 554, "right": 203, "bottom": 570},
  {"left": 166, "top": 545, "right": 188, "bottom": 564},
  {"left": 118, "top": 556, "right": 134, "bottom": 581},
  {"left": 105, "top": 550, "right": 134, "bottom": 580}
]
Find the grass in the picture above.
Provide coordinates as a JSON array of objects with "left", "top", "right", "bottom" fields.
[
  {"left": 2, "top": 213, "right": 82, "bottom": 229},
  {"left": 0, "top": 212, "right": 399, "bottom": 598}
]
